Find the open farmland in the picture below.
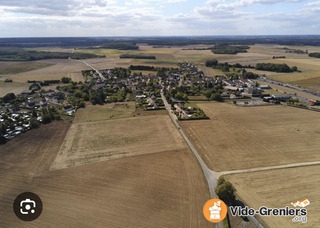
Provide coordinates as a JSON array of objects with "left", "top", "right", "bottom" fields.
[
  {"left": 9, "top": 59, "right": 90, "bottom": 83},
  {"left": 0, "top": 61, "right": 53, "bottom": 75},
  {"left": 0, "top": 119, "right": 211, "bottom": 228},
  {"left": 75, "top": 45, "right": 217, "bottom": 68},
  {"left": 51, "top": 114, "right": 187, "bottom": 170},
  {"left": 73, "top": 103, "right": 136, "bottom": 123},
  {"left": 180, "top": 102, "right": 320, "bottom": 172},
  {"left": 0, "top": 82, "right": 29, "bottom": 97},
  {"left": 57, "top": 44, "right": 320, "bottom": 91},
  {"left": 226, "top": 165, "right": 320, "bottom": 228},
  {"left": 216, "top": 44, "right": 320, "bottom": 91}
]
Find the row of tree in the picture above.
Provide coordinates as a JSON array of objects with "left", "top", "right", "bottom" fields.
[
  {"left": 211, "top": 44, "right": 250, "bottom": 54},
  {"left": 255, "top": 63, "right": 298, "bottom": 72},
  {"left": 101, "top": 42, "right": 139, "bottom": 50},
  {"left": 120, "top": 54, "right": 156, "bottom": 59},
  {"left": 129, "top": 65, "right": 157, "bottom": 71},
  {"left": 0, "top": 48, "right": 103, "bottom": 61},
  {"left": 308, "top": 52, "right": 320, "bottom": 58}
]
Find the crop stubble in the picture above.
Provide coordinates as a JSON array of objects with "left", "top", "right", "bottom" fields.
[
  {"left": 226, "top": 166, "right": 320, "bottom": 228},
  {"left": 51, "top": 115, "right": 187, "bottom": 170},
  {"left": 180, "top": 103, "right": 320, "bottom": 172},
  {"left": 0, "top": 114, "right": 211, "bottom": 227}
]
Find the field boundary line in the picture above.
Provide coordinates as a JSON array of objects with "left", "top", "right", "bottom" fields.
[{"left": 219, "top": 160, "right": 320, "bottom": 176}]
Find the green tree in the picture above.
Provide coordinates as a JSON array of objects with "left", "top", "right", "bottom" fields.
[
  {"left": 204, "top": 90, "right": 213, "bottom": 100},
  {"left": 61, "top": 77, "right": 71, "bottom": 83},
  {"left": 0, "top": 123, "right": 6, "bottom": 135},
  {"left": 32, "top": 110, "right": 38, "bottom": 118},
  {"left": 211, "top": 93, "right": 223, "bottom": 102},
  {"left": 2, "top": 93, "right": 16, "bottom": 103},
  {"left": 30, "top": 117, "right": 39, "bottom": 128},
  {"left": 215, "top": 177, "right": 236, "bottom": 205}
]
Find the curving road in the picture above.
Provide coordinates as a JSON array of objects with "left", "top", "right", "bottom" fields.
[{"left": 69, "top": 57, "right": 106, "bottom": 81}]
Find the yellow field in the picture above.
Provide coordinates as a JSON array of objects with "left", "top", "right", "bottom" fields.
[
  {"left": 5, "top": 44, "right": 318, "bottom": 90},
  {"left": 73, "top": 103, "right": 136, "bottom": 123},
  {"left": 51, "top": 112, "right": 187, "bottom": 170},
  {"left": 10, "top": 59, "right": 90, "bottom": 83},
  {"left": 0, "top": 81, "right": 29, "bottom": 96},
  {"left": 226, "top": 165, "right": 320, "bottom": 227},
  {"left": 180, "top": 102, "right": 320, "bottom": 172},
  {"left": 0, "top": 61, "right": 53, "bottom": 75},
  {"left": 0, "top": 121, "right": 211, "bottom": 228}
]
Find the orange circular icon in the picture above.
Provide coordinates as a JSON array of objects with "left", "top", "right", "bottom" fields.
[{"left": 203, "top": 198, "right": 227, "bottom": 223}]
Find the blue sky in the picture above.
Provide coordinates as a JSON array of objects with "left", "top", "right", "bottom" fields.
[{"left": 0, "top": 0, "right": 319, "bottom": 37}]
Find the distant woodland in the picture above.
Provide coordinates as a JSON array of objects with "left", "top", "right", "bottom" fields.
[
  {"left": 0, "top": 48, "right": 104, "bottom": 61},
  {"left": 1, "top": 36, "right": 320, "bottom": 49},
  {"left": 308, "top": 52, "right": 320, "bottom": 58},
  {"left": 255, "top": 63, "right": 298, "bottom": 72},
  {"left": 120, "top": 54, "right": 156, "bottom": 59},
  {"left": 100, "top": 42, "right": 139, "bottom": 50},
  {"left": 211, "top": 44, "right": 250, "bottom": 54}
]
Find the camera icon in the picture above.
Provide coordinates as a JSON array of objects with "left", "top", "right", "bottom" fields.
[
  {"left": 20, "top": 198, "right": 37, "bottom": 215},
  {"left": 13, "top": 192, "right": 43, "bottom": 221}
]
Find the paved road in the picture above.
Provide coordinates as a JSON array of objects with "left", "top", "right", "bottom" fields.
[
  {"left": 160, "top": 88, "right": 222, "bottom": 228},
  {"left": 160, "top": 83, "right": 264, "bottom": 227},
  {"left": 69, "top": 58, "right": 106, "bottom": 81}
]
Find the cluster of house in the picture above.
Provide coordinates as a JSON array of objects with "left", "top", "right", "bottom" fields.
[
  {"left": 0, "top": 86, "right": 74, "bottom": 141},
  {"left": 171, "top": 101, "right": 192, "bottom": 119},
  {"left": 20, "top": 89, "right": 67, "bottom": 110},
  {"left": 92, "top": 69, "right": 162, "bottom": 94},
  {"left": 0, "top": 103, "right": 42, "bottom": 140}
]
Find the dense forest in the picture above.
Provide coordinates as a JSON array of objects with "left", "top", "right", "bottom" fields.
[
  {"left": 129, "top": 65, "right": 157, "bottom": 71},
  {"left": 255, "top": 63, "right": 298, "bottom": 72},
  {"left": 120, "top": 54, "right": 156, "bottom": 59},
  {"left": 0, "top": 48, "right": 104, "bottom": 61},
  {"left": 100, "top": 42, "right": 139, "bottom": 50},
  {"left": 308, "top": 52, "right": 320, "bottom": 58},
  {"left": 1, "top": 36, "right": 320, "bottom": 48},
  {"left": 211, "top": 44, "right": 250, "bottom": 54}
]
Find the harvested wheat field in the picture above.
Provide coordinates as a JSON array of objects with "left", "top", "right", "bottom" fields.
[
  {"left": 0, "top": 82, "right": 29, "bottom": 97},
  {"left": 0, "top": 116, "right": 211, "bottom": 227},
  {"left": 180, "top": 102, "right": 320, "bottom": 172},
  {"left": 51, "top": 114, "right": 187, "bottom": 170},
  {"left": 73, "top": 103, "right": 136, "bottom": 123},
  {"left": 226, "top": 165, "right": 320, "bottom": 228},
  {"left": 10, "top": 59, "right": 90, "bottom": 83}
]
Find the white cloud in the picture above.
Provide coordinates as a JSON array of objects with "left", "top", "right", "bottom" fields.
[{"left": 0, "top": 0, "right": 319, "bottom": 36}]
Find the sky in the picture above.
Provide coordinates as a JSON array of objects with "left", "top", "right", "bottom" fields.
[{"left": 0, "top": 0, "right": 319, "bottom": 37}]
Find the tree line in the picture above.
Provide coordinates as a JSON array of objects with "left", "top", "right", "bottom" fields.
[
  {"left": 205, "top": 59, "right": 258, "bottom": 79},
  {"left": 100, "top": 42, "right": 139, "bottom": 50},
  {"left": 211, "top": 44, "right": 250, "bottom": 54},
  {"left": 120, "top": 54, "right": 156, "bottom": 59},
  {"left": 0, "top": 48, "right": 103, "bottom": 61},
  {"left": 129, "top": 65, "right": 157, "bottom": 71},
  {"left": 255, "top": 63, "right": 298, "bottom": 72},
  {"left": 309, "top": 52, "right": 320, "bottom": 58}
]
